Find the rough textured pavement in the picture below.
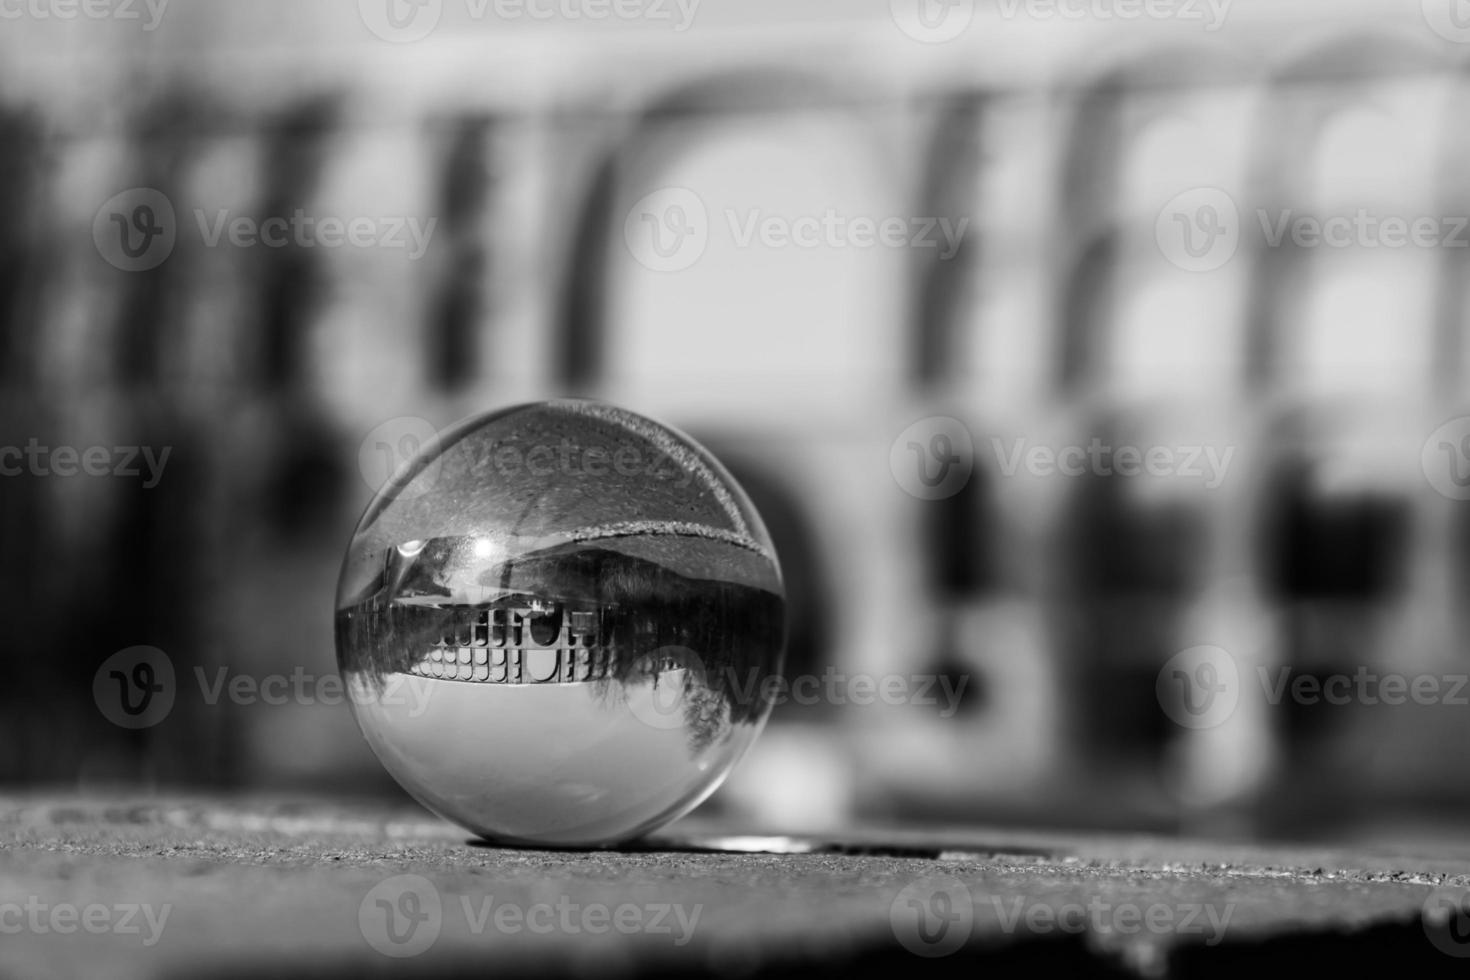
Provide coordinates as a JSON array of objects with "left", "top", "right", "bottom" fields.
[{"left": 4, "top": 795, "right": 1470, "bottom": 978}]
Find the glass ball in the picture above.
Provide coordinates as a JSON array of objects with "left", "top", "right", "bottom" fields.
[{"left": 336, "top": 400, "right": 786, "bottom": 847}]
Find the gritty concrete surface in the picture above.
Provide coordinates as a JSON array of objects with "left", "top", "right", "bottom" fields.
[{"left": 3, "top": 795, "right": 1470, "bottom": 978}]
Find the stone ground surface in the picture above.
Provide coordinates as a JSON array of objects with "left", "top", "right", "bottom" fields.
[{"left": 4, "top": 795, "right": 1470, "bottom": 978}]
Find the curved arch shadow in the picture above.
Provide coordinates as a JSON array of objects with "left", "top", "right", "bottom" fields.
[
  {"left": 553, "top": 68, "right": 891, "bottom": 390},
  {"left": 1053, "top": 45, "right": 1248, "bottom": 398},
  {"left": 1242, "top": 31, "right": 1447, "bottom": 391},
  {"left": 910, "top": 90, "right": 988, "bottom": 387}
]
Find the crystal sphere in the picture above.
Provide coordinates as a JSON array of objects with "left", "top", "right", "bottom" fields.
[{"left": 336, "top": 400, "right": 786, "bottom": 847}]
